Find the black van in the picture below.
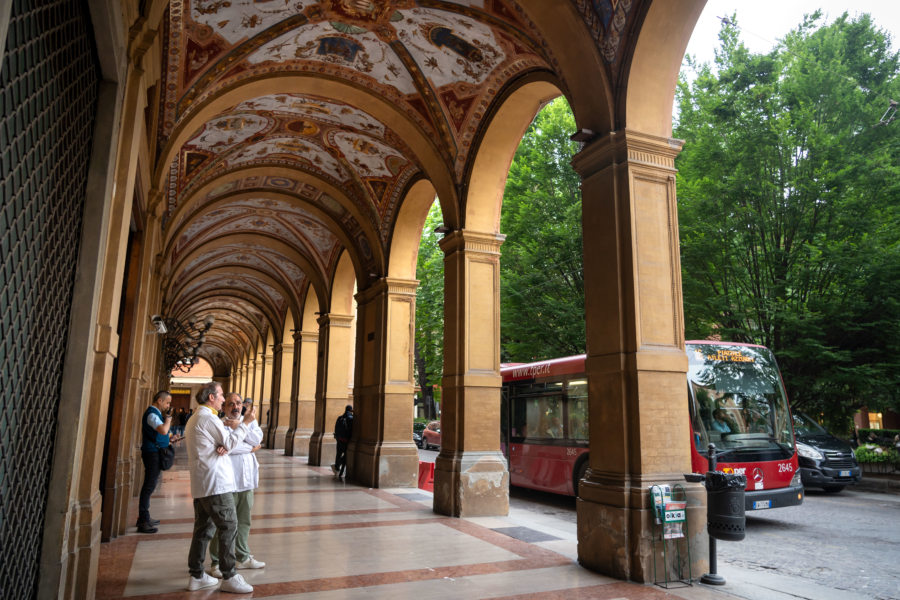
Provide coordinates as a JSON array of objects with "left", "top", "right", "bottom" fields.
[{"left": 792, "top": 412, "right": 861, "bottom": 492}]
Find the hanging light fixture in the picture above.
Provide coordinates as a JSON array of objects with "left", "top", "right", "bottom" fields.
[{"left": 154, "top": 314, "right": 215, "bottom": 373}]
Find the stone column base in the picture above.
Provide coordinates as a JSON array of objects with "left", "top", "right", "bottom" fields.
[
  {"left": 350, "top": 440, "right": 418, "bottom": 488},
  {"left": 308, "top": 432, "right": 336, "bottom": 467},
  {"left": 287, "top": 429, "right": 313, "bottom": 457},
  {"left": 433, "top": 451, "right": 508, "bottom": 517},
  {"left": 576, "top": 472, "right": 707, "bottom": 582},
  {"left": 273, "top": 426, "right": 289, "bottom": 451}
]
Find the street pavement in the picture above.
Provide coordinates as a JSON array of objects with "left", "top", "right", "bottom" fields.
[{"left": 419, "top": 448, "right": 899, "bottom": 600}]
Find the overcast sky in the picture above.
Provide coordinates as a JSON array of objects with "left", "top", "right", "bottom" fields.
[{"left": 684, "top": 1, "right": 900, "bottom": 69}]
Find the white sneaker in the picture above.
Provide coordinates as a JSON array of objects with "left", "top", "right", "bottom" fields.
[
  {"left": 187, "top": 572, "right": 219, "bottom": 591},
  {"left": 236, "top": 556, "right": 265, "bottom": 569},
  {"left": 220, "top": 573, "right": 253, "bottom": 594},
  {"left": 330, "top": 464, "right": 338, "bottom": 475},
  {"left": 208, "top": 564, "right": 223, "bottom": 578}
]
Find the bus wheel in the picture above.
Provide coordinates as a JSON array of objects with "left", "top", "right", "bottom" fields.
[{"left": 573, "top": 459, "right": 589, "bottom": 498}]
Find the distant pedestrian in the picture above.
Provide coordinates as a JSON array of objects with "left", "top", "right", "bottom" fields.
[
  {"left": 331, "top": 405, "right": 353, "bottom": 479},
  {"left": 137, "top": 391, "right": 176, "bottom": 533}
]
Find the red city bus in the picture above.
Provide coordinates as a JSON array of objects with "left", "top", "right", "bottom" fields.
[{"left": 500, "top": 341, "right": 804, "bottom": 510}]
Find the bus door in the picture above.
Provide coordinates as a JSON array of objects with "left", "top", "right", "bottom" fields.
[{"left": 509, "top": 382, "right": 568, "bottom": 491}]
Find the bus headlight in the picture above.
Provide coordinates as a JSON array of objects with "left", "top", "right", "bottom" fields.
[
  {"left": 795, "top": 442, "right": 823, "bottom": 460},
  {"left": 791, "top": 470, "right": 802, "bottom": 487}
]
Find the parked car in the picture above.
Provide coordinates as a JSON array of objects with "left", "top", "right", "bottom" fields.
[
  {"left": 793, "top": 412, "right": 861, "bottom": 492},
  {"left": 413, "top": 421, "right": 426, "bottom": 449},
  {"left": 422, "top": 420, "right": 441, "bottom": 450}
]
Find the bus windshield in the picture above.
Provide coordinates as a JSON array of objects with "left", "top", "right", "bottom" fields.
[{"left": 687, "top": 343, "right": 795, "bottom": 461}]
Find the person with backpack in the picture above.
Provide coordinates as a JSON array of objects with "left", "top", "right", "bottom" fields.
[
  {"left": 137, "top": 391, "right": 178, "bottom": 533},
  {"left": 331, "top": 405, "right": 354, "bottom": 479}
]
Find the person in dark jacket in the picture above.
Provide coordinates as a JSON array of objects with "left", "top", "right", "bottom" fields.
[
  {"left": 138, "top": 391, "right": 175, "bottom": 533},
  {"left": 331, "top": 405, "right": 354, "bottom": 479}
]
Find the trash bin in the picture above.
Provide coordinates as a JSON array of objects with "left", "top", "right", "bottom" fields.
[{"left": 705, "top": 471, "right": 746, "bottom": 541}]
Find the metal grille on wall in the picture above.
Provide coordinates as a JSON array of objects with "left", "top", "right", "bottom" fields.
[{"left": 0, "top": 1, "right": 100, "bottom": 597}]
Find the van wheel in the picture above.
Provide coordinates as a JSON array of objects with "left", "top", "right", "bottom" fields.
[
  {"left": 822, "top": 484, "right": 845, "bottom": 493},
  {"left": 573, "top": 460, "right": 589, "bottom": 498}
]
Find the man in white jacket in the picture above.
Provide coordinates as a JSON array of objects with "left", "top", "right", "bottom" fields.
[
  {"left": 184, "top": 381, "right": 256, "bottom": 594},
  {"left": 209, "top": 393, "right": 266, "bottom": 576}
]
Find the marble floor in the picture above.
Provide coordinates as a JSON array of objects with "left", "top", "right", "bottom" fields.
[{"left": 97, "top": 448, "right": 733, "bottom": 599}]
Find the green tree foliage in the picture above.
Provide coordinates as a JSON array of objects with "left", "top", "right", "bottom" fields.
[
  {"left": 414, "top": 201, "right": 444, "bottom": 416},
  {"left": 676, "top": 12, "right": 900, "bottom": 429},
  {"left": 500, "top": 97, "right": 585, "bottom": 362}
]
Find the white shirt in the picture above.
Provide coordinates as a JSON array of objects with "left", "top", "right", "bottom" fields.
[
  {"left": 185, "top": 404, "right": 249, "bottom": 499},
  {"left": 229, "top": 419, "right": 263, "bottom": 492}
]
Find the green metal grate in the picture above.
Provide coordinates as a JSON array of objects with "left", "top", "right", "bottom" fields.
[{"left": 0, "top": 0, "right": 99, "bottom": 597}]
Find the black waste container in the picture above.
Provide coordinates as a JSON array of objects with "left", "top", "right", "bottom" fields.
[{"left": 705, "top": 471, "right": 746, "bottom": 541}]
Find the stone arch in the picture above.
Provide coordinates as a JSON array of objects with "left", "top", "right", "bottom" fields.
[
  {"left": 176, "top": 290, "right": 280, "bottom": 346},
  {"left": 387, "top": 178, "right": 437, "bottom": 280},
  {"left": 167, "top": 232, "right": 329, "bottom": 314},
  {"left": 165, "top": 165, "right": 385, "bottom": 280},
  {"left": 330, "top": 249, "right": 357, "bottom": 316},
  {"left": 517, "top": 0, "right": 615, "bottom": 134},
  {"left": 152, "top": 76, "right": 459, "bottom": 228},
  {"left": 624, "top": 1, "right": 705, "bottom": 135},
  {"left": 169, "top": 266, "right": 297, "bottom": 335},
  {"left": 462, "top": 77, "right": 562, "bottom": 232}
]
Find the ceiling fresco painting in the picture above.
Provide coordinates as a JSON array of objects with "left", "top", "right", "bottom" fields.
[
  {"left": 186, "top": 297, "right": 267, "bottom": 331},
  {"left": 167, "top": 92, "right": 419, "bottom": 245},
  {"left": 169, "top": 198, "right": 342, "bottom": 276},
  {"left": 173, "top": 243, "right": 311, "bottom": 298},
  {"left": 176, "top": 272, "right": 288, "bottom": 321},
  {"left": 154, "top": 1, "right": 644, "bottom": 373}
]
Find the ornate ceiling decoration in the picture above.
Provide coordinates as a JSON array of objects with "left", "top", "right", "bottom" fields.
[{"left": 154, "top": 0, "right": 568, "bottom": 373}]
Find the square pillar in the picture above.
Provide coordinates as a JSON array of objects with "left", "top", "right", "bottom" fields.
[
  {"left": 268, "top": 347, "right": 290, "bottom": 450},
  {"left": 434, "top": 230, "right": 509, "bottom": 517},
  {"left": 573, "top": 130, "right": 705, "bottom": 582},
  {"left": 349, "top": 278, "right": 420, "bottom": 488},
  {"left": 287, "top": 329, "right": 319, "bottom": 456},
  {"left": 308, "top": 313, "right": 354, "bottom": 466}
]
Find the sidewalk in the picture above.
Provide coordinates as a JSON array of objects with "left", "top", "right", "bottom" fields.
[
  {"left": 853, "top": 473, "right": 900, "bottom": 494},
  {"left": 97, "top": 449, "right": 884, "bottom": 599}
]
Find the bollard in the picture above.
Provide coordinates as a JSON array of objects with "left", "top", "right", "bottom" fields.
[{"left": 700, "top": 443, "right": 726, "bottom": 586}]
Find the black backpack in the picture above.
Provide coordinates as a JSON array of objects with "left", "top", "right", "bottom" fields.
[{"left": 335, "top": 414, "right": 352, "bottom": 439}]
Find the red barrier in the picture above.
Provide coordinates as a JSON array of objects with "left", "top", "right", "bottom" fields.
[{"left": 418, "top": 461, "right": 435, "bottom": 492}]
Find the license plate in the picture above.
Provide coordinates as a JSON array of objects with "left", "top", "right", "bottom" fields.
[
  {"left": 753, "top": 500, "right": 771, "bottom": 510},
  {"left": 839, "top": 470, "right": 851, "bottom": 477}
]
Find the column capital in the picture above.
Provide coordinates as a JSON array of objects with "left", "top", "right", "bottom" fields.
[
  {"left": 316, "top": 313, "right": 354, "bottom": 328},
  {"left": 572, "top": 129, "right": 684, "bottom": 179},
  {"left": 438, "top": 229, "right": 505, "bottom": 256},
  {"left": 355, "top": 277, "right": 418, "bottom": 304},
  {"left": 294, "top": 329, "right": 319, "bottom": 342}
]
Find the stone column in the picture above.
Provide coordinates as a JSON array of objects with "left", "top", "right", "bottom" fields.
[
  {"left": 272, "top": 344, "right": 291, "bottom": 450},
  {"left": 242, "top": 357, "right": 251, "bottom": 399},
  {"left": 308, "top": 314, "right": 354, "bottom": 466},
  {"left": 573, "top": 130, "right": 704, "bottom": 582},
  {"left": 433, "top": 230, "right": 508, "bottom": 517},
  {"left": 259, "top": 351, "right": 273, "bottom": 446},
  {"left": 286, "top": 329, "right": 318, "bottom": 456},
  {"left": 349, "top": 278, "right": 419, "bottom": 487},
  {"left": 245, "top": 356, "right": 253, "bottom": 400}
]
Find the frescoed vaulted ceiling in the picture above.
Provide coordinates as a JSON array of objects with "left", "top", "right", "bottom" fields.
[{"left": 152, "top": 0, "right": 641, "bottom": 373}]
